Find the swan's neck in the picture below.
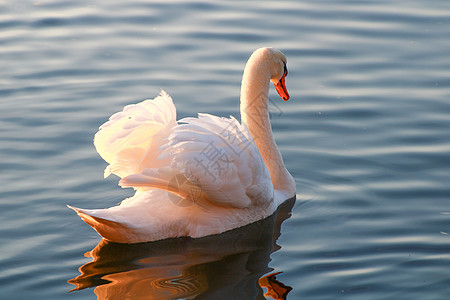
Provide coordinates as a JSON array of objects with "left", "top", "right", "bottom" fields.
[{"left": 240, "top": 56, "right": 294, "bottom": 195}]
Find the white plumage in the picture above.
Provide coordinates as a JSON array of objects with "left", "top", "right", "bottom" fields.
[{"left": 69, "top": 47, "right": 296, "bottom": 243}]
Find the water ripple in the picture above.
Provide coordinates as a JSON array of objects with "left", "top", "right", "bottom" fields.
[{"left": 1, "top": 0, "right": 450, "bottom": 299}]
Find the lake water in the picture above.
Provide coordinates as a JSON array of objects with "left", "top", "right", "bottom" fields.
[{"left": 1, "top": 0, "right": 449, "bottom": 299}]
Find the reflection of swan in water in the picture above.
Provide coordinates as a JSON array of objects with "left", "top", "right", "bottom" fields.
[
  {"left": 69, "top": 198, "right": 295, "bottom": 299},
  {"left": 259, "top": 272, "right": 293, "bottom": 300}
]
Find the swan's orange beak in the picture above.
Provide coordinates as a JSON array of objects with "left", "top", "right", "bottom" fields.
[{"left": 275, "top": 72, "right": 290, "bottom": 101}]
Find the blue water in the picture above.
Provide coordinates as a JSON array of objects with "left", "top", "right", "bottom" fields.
[{"left": 1, "top": 0, "right": 449, "bottom": 299}]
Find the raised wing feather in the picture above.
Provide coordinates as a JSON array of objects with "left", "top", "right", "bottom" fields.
[
  {"left": 160, "top": 114, "right": 274, "bottom": 209},
  {"left": 96, "top": 91, "right": 273, "bottom": 209},
  {"left": 94, "top": 91, "right": 177, "bottom": 179}
]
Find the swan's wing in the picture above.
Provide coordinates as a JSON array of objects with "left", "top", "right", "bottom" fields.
[
  {"left": 94, "top": 91, "right": 177, "bottom": 179},
  {"left": 159, "top": 113, "right": 274, "bottom": 208}
]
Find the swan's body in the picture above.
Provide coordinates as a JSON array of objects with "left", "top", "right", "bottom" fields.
[{"left": 69, "top": 47, "right": 295, "bottom": 243}]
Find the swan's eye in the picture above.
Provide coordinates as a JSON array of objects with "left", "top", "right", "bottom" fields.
[{"left": 280, "top": 62, "right": 288, "bottom": 81}]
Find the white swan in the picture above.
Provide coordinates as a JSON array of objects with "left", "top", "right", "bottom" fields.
[{"left": 68, "top": 47, "right": 296, "bottom": 243}]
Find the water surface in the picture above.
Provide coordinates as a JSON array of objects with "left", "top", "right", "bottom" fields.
[{"left": 1, "top": 0, "right": 449, "bottom": 299}]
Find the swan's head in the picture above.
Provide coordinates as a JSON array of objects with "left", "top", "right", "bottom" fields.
[
  {"left": 265, "top": 48, "right": 290, "bottom": 101},
  {"left": 243, "top": 47, "right": 290, "bottom": 102}
]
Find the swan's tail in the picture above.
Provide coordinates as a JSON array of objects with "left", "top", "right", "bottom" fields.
[{"left": 67, "top": 205, "right": 139, "bottom": 243}]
